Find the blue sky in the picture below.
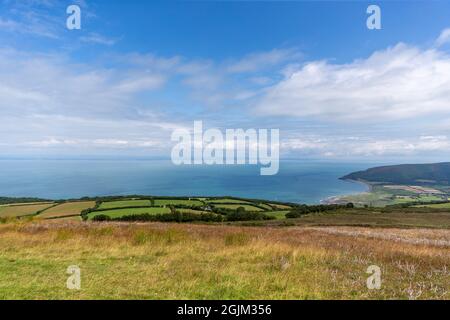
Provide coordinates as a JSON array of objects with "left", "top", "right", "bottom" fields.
[{"left": 1, "top": 0, "right": 450, "bottom": 161}]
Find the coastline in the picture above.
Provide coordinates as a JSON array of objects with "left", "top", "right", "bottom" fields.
[{"left": 321, "top": 179, "right": 372, "bottom": 204}]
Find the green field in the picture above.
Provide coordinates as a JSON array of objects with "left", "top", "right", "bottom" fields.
[
  {"left": 213, "top": 204, "right": 264, "bottom": 211},
  {"left": 99, "top": 200, "right": 151, "bottom": 209},
  {"left": 265, "top": 211, "right": 289, "bottom": 220},
  {"left": 153, "top": 199, "right": 203, "bottom": 206},
  {"left": 256, "top": 203, "right": 273, "bottom": 210},
  {"left": 87, "top": 197, "right": 296, "bottom": 220},
  {"left": 88, "top": 207, "right": 171, "bottom": 220}
]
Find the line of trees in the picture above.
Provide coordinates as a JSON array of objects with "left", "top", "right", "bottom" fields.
[
  {"left": 286, "top": 203, "right": 354, "bottom": 218},
  {"left": 93, "top": 211, "right": 224, "bottom": 223}
]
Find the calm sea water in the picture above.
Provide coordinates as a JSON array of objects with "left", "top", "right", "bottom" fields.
[{"left": 0, "top": 160, "right": 373, "bottom": 204}]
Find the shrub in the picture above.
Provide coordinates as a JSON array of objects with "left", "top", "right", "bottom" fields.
[
  {"left": 92, "top": 214, "right": 112, "bottom": 221},
  {"left": 226, "top": 211, "right": 274, "bottom": 222},
  {"left": 107, "top": 212, "right": 224, "bottom": 223},
  {"left": 285, "top": 203, "right": 353, "bottom": 219}
]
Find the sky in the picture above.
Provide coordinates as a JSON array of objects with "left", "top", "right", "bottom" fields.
[{"left": 1, "top": 0, "right": 450, "bottom": 161}]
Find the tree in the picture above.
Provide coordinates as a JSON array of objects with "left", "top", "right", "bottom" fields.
[{"left": 236, "top": 206, "right": 246, "bottom": 214}]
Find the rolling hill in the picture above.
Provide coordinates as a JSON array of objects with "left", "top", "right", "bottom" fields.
[{"left": 341, "top": 162, "right": 450, "bottom": 185}]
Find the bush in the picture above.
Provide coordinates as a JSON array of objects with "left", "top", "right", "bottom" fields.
[
  {"left": 285, "top": 203, "right": 353, "bottom": 219},
  {"left": 226, "top": 211, "right": 274, "bottom": 222},
  {"left": 106, "top": 212, "right": 224, "bottom": 223},
  {"left": 92, "top": 214, "right": 112, "bottom": 221}
]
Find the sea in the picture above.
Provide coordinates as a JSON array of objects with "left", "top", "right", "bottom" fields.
[{"left": 0, "top": 159, "right": 375, "bottom": 204}]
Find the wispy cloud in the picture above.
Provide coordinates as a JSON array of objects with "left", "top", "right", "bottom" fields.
[
  {"left": 226, "top": 48, "right": 302, "bottom": 73},
  {"left": 80, "top": 32, "right": 118, "bottom": 46},
  {"left": 435, "top": 28, "right": 450, "bottom": 47}
]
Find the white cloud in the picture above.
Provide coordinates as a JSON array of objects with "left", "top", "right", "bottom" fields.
[
  {"left": 255, "top": 43, "right": 450, "bottom": 122},
  {"left": 0, "top": 48, "right": 185, "bottom": 154},
  {"left": 114, "top": 74, "right": 166, "bottom": 93},
  {"left": 0, "top": 15, "right": 59, "bottom": 38},
  {"left": 436, "top": 28, "right": 450, "bottom": 47}
]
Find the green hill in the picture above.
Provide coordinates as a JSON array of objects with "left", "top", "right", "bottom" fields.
[{"left": 341, "top": 162, "right": 450, "bottom": 185}]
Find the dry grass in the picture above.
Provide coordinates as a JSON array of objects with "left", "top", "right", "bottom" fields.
[
  {"left": 38, "top": 201, "right": 96, "bottom": 219},
  {"left": 0, "top": 221, "right": 448, "bottom": 300},
  {"left": 256, "top": 210, "right": 450, "bottom": 229}
]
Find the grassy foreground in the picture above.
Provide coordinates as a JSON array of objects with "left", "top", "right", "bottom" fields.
[{"left": 0, "top": 220, "right": 448, "bottom": 300}]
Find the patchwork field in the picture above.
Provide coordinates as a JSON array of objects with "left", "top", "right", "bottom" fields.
[
  {"left": 0, "top": 203, "right": 55, "bottom": 218},
  {"left": 38, "top": 201, "right": 96, "bottom": 219},
  {"left": 32, "top": 197, "right": 296, "bottom": 222},
  {"left": 0, "top": 220, "right": 447, "bottom": 299}
]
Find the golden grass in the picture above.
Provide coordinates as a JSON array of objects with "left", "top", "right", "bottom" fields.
[
  {"left": 38, "top": 201, "right": 96, "bottom": 219},
  {"left": 0, "top": 221, "right": 448, "bottom": 300},
  {"left": 0, "top": 203, "right": 55, "bottom": 218}
]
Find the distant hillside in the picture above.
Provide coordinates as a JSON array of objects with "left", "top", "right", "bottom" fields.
[{"left": 341, "top": 162, "right": 450, "bottom": 185}]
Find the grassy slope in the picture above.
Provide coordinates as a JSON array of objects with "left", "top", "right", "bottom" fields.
[
  {"left": 253, "top": 210, "right": 450, "bottom": 229},
  {"left": 341, "top": 162, "right": 450, "bottom": 185},
  {"left": 0, "top": 221, "right": 447, "bottom": 299},
  {"left": 414, "top": 203, "right": 450, "bottom": 209}
]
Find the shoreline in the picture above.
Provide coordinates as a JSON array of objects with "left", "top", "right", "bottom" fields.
[{"left": 321, "top": 179, "right": 372, "bottom": 204}]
